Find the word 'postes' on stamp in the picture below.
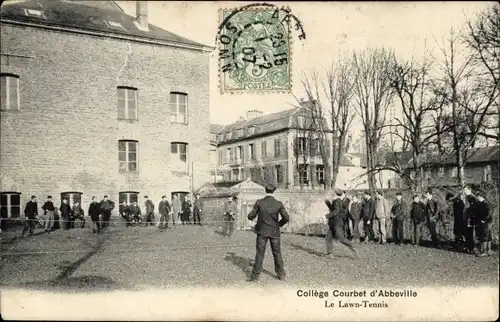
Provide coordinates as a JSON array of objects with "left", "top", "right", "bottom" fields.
[{"left": 218, "top": 7, "right": 292, "bottom": 93}]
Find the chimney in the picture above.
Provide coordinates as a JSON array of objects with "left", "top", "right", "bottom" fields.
[
  {"left": 135, "top": 1, "right": 149, "bottom": 31},
  {"left": 246, "top": 109, "right": 263, "bottom": 120}
]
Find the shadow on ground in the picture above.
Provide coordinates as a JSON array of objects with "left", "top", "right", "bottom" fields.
[
  {"left": 286, "top": 242, "right": 350, "bottom": 259},
  {"left": 224, "top": 252, "right": 275, "bottom": 278}
]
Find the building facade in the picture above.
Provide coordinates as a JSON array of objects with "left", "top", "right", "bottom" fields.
[
  {"left": 0, "top": 0, "right": 211, "bottom": 218},
  {"left": 213, "top": 106, "right": 334, "bottom": 190}
]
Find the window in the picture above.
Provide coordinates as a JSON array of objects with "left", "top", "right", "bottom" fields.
[
  {"left": 249, "top": 143, "right": 254, "bottom": 161},
  {"left": 0, "top": 74, "right": 20, "bottom": 111},
  {"left": 227, "top": 147, "right": 232, "bottom": 162},
  {"left": 274, "top": 138, "right": 281, "bottom": 157},
  {"left": 450, "top": 166, "right": 458, "bottom": 177},
  {"left": 316, "top": 165, "right": 325, "bottom": 184},
  {"left": 171, "top": 142, "right": 188, "bottom": 171},
  {"left": 0, "top": 192, "right": 21, "bottom": 218},
  {"left": 237, "top": 145, "right": 243, "bottom": 161},
  {"left": 261, "top": 140, "right": 267, "bottom": 158},
  {"left": 275, "top": 165, "right": 283, "bottom": 184},
  {"left": 297, "top": 115, "right": 305, "bottom": 128},
  {"left": 232, "top": 130, "right": 237, "bottom": 139},
  {"left": 170, "top": 92, "right": 188, "bottom": 124},
  {"left": 310, "top": 138, "right": 319, "bottom": 156},
  {"left": 238, "top": 129, "right": 244, "bottom": 138},
  {"left": 217, "top": 134, "right": 224, "bottom": 142},
  {"left": 299, "top": 164, "right": 309, "bottom": 185},
  {"left": 119, "top": 191, "right": 139, "bottom": 205},
  {"left": 218, "top": 149, "right": 223, "bottom": 165},
  {"left": 105, "top": 20, "right": 125, "bottom": 30},
  {"left": 438, "top": 167, "right": 445, "bottom": 177},
  {"left": 24, "top": 8, "right": 46, "bottom": 19},
  {"left": 484, "top": 165, "right": 492, "bottom": 182},
  {"left": 248, "top": 127, "right": 255, "bottom": 135},
  {"left": 119, "top": 140, "right": 138, "bottom": 173},
  {"left": 298, "top": 138, "right": 307, "bottom": 155},
  {"left": 117, "top": 87, "right": 138, "bottom": 120},
  {"left": 210, "top": 133, "right": 217, "bottom": 142},
  {"left": 60, "top": 192, "right": 82, "bottom": 209},
  {"left": 232, "top": 168, "right": 240, "bottom": 181}
]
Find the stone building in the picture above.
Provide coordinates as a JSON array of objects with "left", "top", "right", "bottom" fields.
[
  {"left": 0, "top": 0, "right": 211, "bottom": 218},
  {"left": 213, "top": 105, "right": 335, "bottom": 190}
]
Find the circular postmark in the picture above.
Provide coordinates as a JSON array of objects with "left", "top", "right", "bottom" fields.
[{"left": 216, "top": 3, "right": 306, "bottom": 93}]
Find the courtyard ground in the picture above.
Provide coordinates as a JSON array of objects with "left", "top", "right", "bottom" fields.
[{"left": 1, "top": 220, "right": 498, "bottom": 292}]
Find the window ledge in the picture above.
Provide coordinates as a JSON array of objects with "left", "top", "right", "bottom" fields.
[
  {"left": 119, "top": 171, "right": 140, "bottom": 175},
  {"left": 118, "top": 118, "right": 139, "bottom": 123},
  {"left": 171, "top": 122, "right": 189, "bottom": 125}
]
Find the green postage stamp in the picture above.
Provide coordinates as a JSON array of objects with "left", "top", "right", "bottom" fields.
[{"left": 217, "top": 5, "right": 293, "bottom": 94}]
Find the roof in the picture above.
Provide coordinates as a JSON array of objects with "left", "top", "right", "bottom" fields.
[
  {"left": 423, "top": 146, "right": 499, "bottom": 165},
  {"left": 216, "top": 104, "right": 331, "bottom": 144},
  {"left": 0, "top": 0, "right": 206, "bottom": 49},
  {"left": 349, "top": 153, "right": 368, "bottom": 167},
  {"left": 210, "top": 124, "right": 225, "bottom": 135},
  {"left": 339, "top": 154, "right": 355, "bottom": 167},
  {"left": 385, "top": 150, "right": 413, "bottom": 166}
]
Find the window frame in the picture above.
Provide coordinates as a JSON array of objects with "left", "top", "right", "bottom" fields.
[
  {"left": 0, "top": 192, "right": 21, "bottom": 218},
  {"left": 261, "top": 140, "right": 267, "bottom": 158},
  {"left": 60, "top": 191, "right": 83, "bottom": 209},
  {"left": 117, "top": 86, "right": 138, "bottom": 121},
  {"left": 275, "top": 165, "right": 283, "bottom": 184},
  {"left": 274, "top": 138, "right": 281, "bottom": 157},
  {"left": 169, "top": 92, "right": 188, "bottom": 124},
  {"left": 298, "top": 164, "right": 309, "bottom": 185},
  {"left": 118, "top": 140, "right": 139, "bottom": 173},
  {"left": 316, "top": 164, "right": 325, "bottom": 184},
  {"left": 171, "top": 142, "right": 189, "bottom": 171},
  {"left": 0, "top": 73, "right": 20, "bottom": 111},
  {"left": 249, "top": 143, "right": 255, "bottom": 161},
  {"left": 119, "top": 191, "right": 139, "bottom": 205}
]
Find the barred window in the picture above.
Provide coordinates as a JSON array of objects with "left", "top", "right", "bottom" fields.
[
  {"left": 119, "top": 140, "right": 138, "bottom": 173},
  {"left": 119, "top": 191, "right": 139, "bottom": 205}
]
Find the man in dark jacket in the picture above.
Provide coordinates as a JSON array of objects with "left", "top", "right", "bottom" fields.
[
  {"left": 181, "top": 200, "right": 192, "bottom": 225},
  {"left": 144, "top": 196, "right": 155, "bottom": 227},
  {"left": 341, "top": 191, "right": 352, "bottom": 239},
  {"left": 129, "top": 201, "right": 142, "bottom": 226},
  {"left": 22, "top": 195, "right": 38, "bottom": 237},
  {"left": 88, "top": 196, "right": 101, "bottom": 233},
  {"left": 41, "top": 195, "right": 55, "bottom": 232},
  {"left": 72, "top": 201, "right": 85, "bottom": 229},
  {"left": 59, "top": 198, "right": 71, "bottom": 230},
  {"left": 425, "top": 189, "right": 440, "bottom": 247},
  {"left": 325, "top": 189, "right": 358, "bottom": 258},
  {"left": 475, "top": 189, "right": 492, "bottom": 257},
  {"left": 100, "top": 195, "right": 115, "bottom": 228},
  {"left": 362, "top": 191, "right": 376, "bottom": 243},
  {"left": 119, "top": 201, "right": 131, "bottom": 227},
  {"left": 158, "top": 195, "right": 171, "bottom": 231},
  {"left": 464, "top": 194, "right": 479, "bottom": 254},
  {"left": 390, "top": 191, "right": 407, "bottom": 245},
  {"left": 452, "top": 194, "right": 466, "bottom": 248},
  {"left": 193, "top": 193, "right": 203, "bottom": 226},
  {"left": 248, "top": 184, "right": 290, "bottom": 282},
  {"left": 410, "top": 195, "right": 426, "bottom": 246},
  {"left": 349, "top": 194, "right": 363, "bottom": 243}
]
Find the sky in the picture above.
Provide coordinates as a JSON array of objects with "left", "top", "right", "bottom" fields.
[{"left": 116, "top": 1, "right": 491, "bottom": 130}]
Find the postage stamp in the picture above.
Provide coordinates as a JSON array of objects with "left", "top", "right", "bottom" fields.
[{"left": 217, "top": 5, "right": 294, "bottom": 94}]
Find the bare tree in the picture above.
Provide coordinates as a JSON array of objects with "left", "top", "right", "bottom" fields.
[
  {"left": 351, "top": 47, "right": 396, "bottom": 193},
  {"left": 465, "top": 4, "right": 500, "bottom": 143},
  {"left": 388, "top": 49, "right": 448, "bottom": 191},
  {"left": 433, "top": 28, "right": 498, "bottom": 187}
]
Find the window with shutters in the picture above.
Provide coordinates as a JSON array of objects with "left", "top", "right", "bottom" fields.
[
  {"left": 0, "top": 74, "right": 20, "bottom": 111},
  {"left": 249, "top": 143, "right": 254, "bottom": 161},
  {"left": 275, "top": 165, "right": 283, "bottom": 184},
  {"left": 119, "top": 140, "right": 138, "bottom": 173},
  {"left": 119, "top": 191, "right": 139, "bottom": 205},
  {"left": 0, "top": 192, "right": 21, "bottom": 218},
  {"left": 226, "top": 147, "right": 232, "bottom": 162},
  {"left": 117, "top": 87, "right": 138, "bottom": 120},
  {"left": 60, "top": 192, "right": 83, "bottom": 209},
  {"left": 169, "top": 92, "right": 188, "bottom": 124}
]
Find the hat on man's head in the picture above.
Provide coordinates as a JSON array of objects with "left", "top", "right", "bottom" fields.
[
  {"left": 104, "top": 195, "right": 108, "bottom": 198},
  {"left": 47, "top": 195, "right": 52, "bottom": 199},
  {"left": 264, "top": 183, "right": 276, "bottom": 194},
  {"left": 144, "top": 196, "right": 148, "bottom": 198},
  {"left": 334, "top": 188, "right": 342, "bottom": 196},
  {"left": 395, "top": 191, "right": 402, "bottom": 196},
  {"left": 31, "top": 195, "right": 36, "bottom": 199},
  {"left": 161, "top": 195, "right": 166, "bottom": 199}
]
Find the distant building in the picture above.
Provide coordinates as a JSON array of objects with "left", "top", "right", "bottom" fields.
[
  {"left": 209, "top": 124, "right": 225, "bottom": 183},
  {"left": 213, "top": 104, "right": 335, "bottom": 190},
  {"left": 0, "top": 0, "right": 211, "bottom": 218},
  {"left": 388, "top": 146, "right": 500, "bottom": 189}
]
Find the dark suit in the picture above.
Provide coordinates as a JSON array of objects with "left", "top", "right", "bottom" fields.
[
  {"left": 158, "top": 200, "right": 171, "bottom": 231},
  {"left": 248, "top": 195, "right": 290, "bottom": 280},
  {"left": 88, "top": 202, "right": 101, "bottom": 232},
  {"left": 342, "top": 197, "right": 352, "bottom": 238},
  {"left": 362, "top": 198, "right": 376, "bottom": 242},
  {"left": 22, "top": 201, "right": 38, "bottom": 236},
  {"left": 325, "top": 198, "right": 355, "bottom": 251},
  {"left": 425, "top": 198, "right": 440, "bottom": 246}
]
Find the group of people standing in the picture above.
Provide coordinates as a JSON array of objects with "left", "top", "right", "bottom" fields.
[
  {"left": 118, "top": 193, "right": 204, "bottom": 231},
  {"left": 323, "top": 185, "right": 494, "bottom": 257},
  {"left": 20, "top": 195, "right": 115, "bottom": 236}
]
